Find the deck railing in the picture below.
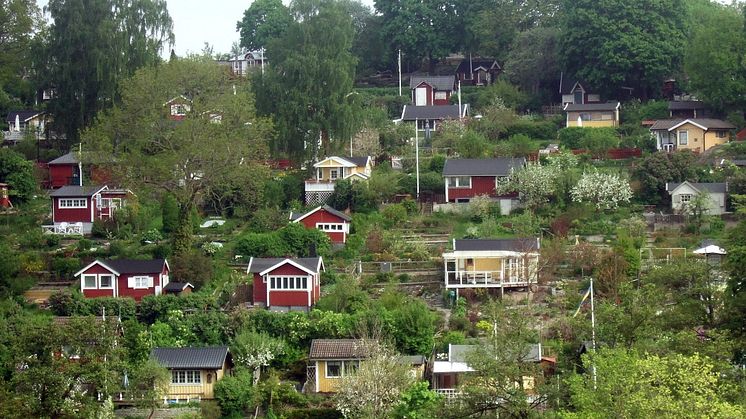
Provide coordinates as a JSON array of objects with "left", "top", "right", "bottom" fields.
[{"left": 42, "top": 223, "right": 83, "bottom": 235}]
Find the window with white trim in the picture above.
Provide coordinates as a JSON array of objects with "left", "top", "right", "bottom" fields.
[
  {"left": 171, "top": 370, "right": 201, "bottom": 384},
  {"left": 716, "top": 130, "right": 727, "bottom": 138},
  {"left": 447, "top": 176, "right": 471, "bottom": 188},
  {"left": 317, "top": 223, "right": 344, "bottom": 232},
  {"left": 170, "top": 104, "right": 188, "bottom": 116},
  {"left": 326, "top": 361, "right": 341, "bottom": 378},
  {"left": 434, "top": 91, "right": 447, "bottom": 100},
  {"left": 268, "top": 276, "right": 308, "bottom": 290},
  {"left": 680, "top": 194, "right": 692, "bottom": 203},
  {"left": 678, "top": 130, "right": 688, "bottom": 145},
  {"left": 330, "top": 169, "right": 339, "bottom": 180},
  {"left": 82, "top": 275, "right": 97, "bottom": 289},
  {"left": 99, "top": 275, "right": 114, "bottom": 288},
  {"left": 59, "top": 198, "right": 88, "bottom": 208},
  {"left": 133, "top": 276, "right": 150, "bottom": 289}
]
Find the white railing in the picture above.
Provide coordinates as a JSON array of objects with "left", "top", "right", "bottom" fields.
[
  {"left": 435, "top": 388, "right": 460, "bottom": 399},
  {"left": 42, "top": 222, "right": 83, "bottom": 235},
  {"left": 304, "top": 180, "right": 336, "bottom": 192},
  {"left": 445, "top": 270, "right": 531, "bottom": 288}
]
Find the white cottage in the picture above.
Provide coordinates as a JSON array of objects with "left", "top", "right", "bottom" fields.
[{"left": 665, "top": 182, "right": 728, "bottom": 215}]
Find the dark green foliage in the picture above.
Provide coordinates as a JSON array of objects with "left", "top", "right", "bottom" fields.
[
  {"left": 505, "top": 119, "right": 559, "bottom": 142},
  {"left": 170, "top": 249, "right": 213, "bottom": 289},
  {"left": 138, "top": 293, "right": 221, "bottom": 324},
  {"left": 398, "top": 172, "right": 445, "bottom": 196},
  {"left": 429, "top": 154, "right": 446, "bottom": 173},
  {"left": 632, "top": 151, "right": 700, "bottom": 204},
  {"left": 51, "top": 256, "right": 80, "bottom": 279},
  {"left": 237, "top": 0, "right": 292, "bottom": 50},
  {"left": 214, "top": 368, "right": 256, "bottom": 417},
  {"left": 0, "top": 243, "right": 20, "bottom": 297},
  {"left": 327, "top": 179, "right": 378, "bottom": 213},
  {"left": 560, "top": 0, "right": 688, "bottom": 100},
  {"left": 235, "top": 223, "right": 331, "bottom": 258},
  {"left": 723, "top": 245, "right": 746, "bottom": 340},
  {"left": 284, "top": 408, "right": 343, "bottom": 419},
  {"left": 0, "top": 148, "right": 36, "bottom": 203},
  {"left": 558, "top": 127, "right": 618, "bottom": 150},
  {"left": 48, "top": 291, "right": 136, "bottom": 320},
  {"left": 392, "top": 381, "right": 442, "bottom": 419},
  {"left": 161, "top": 193, "right": 179, "bottom": 234},
  {"left": 390, "top": 298, "right": 436, "bottom": 355}
]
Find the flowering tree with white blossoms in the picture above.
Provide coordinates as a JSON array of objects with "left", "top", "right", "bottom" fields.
[
  {"left": 571, "top": 170, "right": 633, "bottom": 210},
  {"left": 496, "top": 162, "right": 558, "bottom": 212},
  {"left": 231, "top": 330, "right": 285, "bottom": 385}
]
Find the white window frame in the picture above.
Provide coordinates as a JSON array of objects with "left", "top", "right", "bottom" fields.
[
  {"left": 317, "top": 223, "right": 345, "bottom": 232},
  {"left": 447, "top": 176, "right": 471, "bottom": 188},
  {"left": 59, "top": 198, "right": 88, "bottom": 209},
  {"left": 171, "top": 370, "right": 201, "bottom": 385},
  {"left": 326, "top": 361, "right": 342, "bottom": 378},
  {"left": 170, "top": 104, "right": 188, "bottom": 116},
  {"left": 98, "top": 274, "right": 114, "bottom": 289},
  {"left": 82, "top": 275, "right": 97, "bottom": 289},
  {"left": 680, "top": 194, "right": 692, "bottom": 203},
  {"left": 330, "top": 169, "right": 339, "bottom": 180},
  {"left": 434, "top": 91, "right": 447, "bottom": 100},
  {"left": 268, "top": 275, "right": 308, "bottom": 290},
  {"left": 132, "top": 276, "right": 150, "bottom": 289},
  {"left": 678, "top": 130, "right": 688, "bottom": 145},
  {"left": 716, "top": 130, "right": 727, "bottom": 138}
]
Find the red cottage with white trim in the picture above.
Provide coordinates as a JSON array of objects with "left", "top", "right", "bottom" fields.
[
  {"left": 47, "top": 151, "right": 82, "bottom": 189},
  {"left": 47, "top": 185, "right": 128, "bottom": 234},
  {"left": 290, "top": 205, "right": 351, "bottom": 244},
  {"left": 74, "top": 259, "right": 170, "bottom": 301},
  {"left": 247, "top": 257, "right": 324, "bottom": 312}
]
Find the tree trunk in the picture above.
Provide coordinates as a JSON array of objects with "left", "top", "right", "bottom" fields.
[{"left": 172, "top": 203, "right": 194, "bottom": 256}]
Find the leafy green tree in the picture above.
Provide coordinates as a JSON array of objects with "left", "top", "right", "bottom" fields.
[
  {"left": 505, "top": 26, "right": 561, "bottom": 95},
  {"left": 214, "top": 368, "right": 257, "bottom": 417},
  {"left": 45, "top": 0, "right": 173, "bottom": 145},
  {"left": 646, "top": 260, "right": 719, "bottom": 329},
  {"left": 255, "top": 0, "right": 360, "bottom": 158},
  {"left": 128, "top": 359, "right": 170, "bottom": 419},
  {"left": 160, "top": 193, "right": 178, "bottom": 234},
  {"left": 391, "top": 298, "right": 436, "bottom": 355},
  {"left": 560, "top": 0, "right": 688, "bottom": 100},
  {"left": 0, "top": 148, "right": 36, "bottom": 202},
  {"left": 497, "top": 162, "right": 558, "bottom": 212},
  {"left": 231, "top": 330, "right": 286, "bottom": 384},
  {"left": 722, "top": 246, "right": 746, "bottom": 346},
  {"left": 571, "top": 170, "right": 632, "bottom": 210},
  {"left": 237, "top": 0, "right": 292, "bottom": 50},
  {"left": 564, "top": 349, "right": 744, "bottom": 418},
  {"left": 632, "top": 151, "right": 699, "bottom": 204},
  {"left": 82, "top": 58, "right": 271, "bottom": 254},
  {"left": 457, "top": 130, "right": 492, "bottom": 158},
  {"left": 684, "top": 3, "right": 746, "bottom": 113},
  {"left": 0, "top": 0, "right": 42, "bottom": 112},
  {"left": 392, "top": 381, "right": 442, "bottom": 419}
]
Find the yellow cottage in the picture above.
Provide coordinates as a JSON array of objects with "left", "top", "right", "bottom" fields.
[
  {"left": 152, "top": 346, "right": 232, "bottom": 403},
  {"left": 442, "top": 238, "right": 540, "bottom": 292},
  {"left": 650, "top": 118, "right": 735, "bottom": 153},
  {"left": 563, "top": 102, "right": 620, "bottom": 128},
  {"left": 305, "top": 156, "right": 373, "bottom": 205}
]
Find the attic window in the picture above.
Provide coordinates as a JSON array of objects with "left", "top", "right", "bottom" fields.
[{"left": 171, "top": 104, "right": 187, "bottom": 116}]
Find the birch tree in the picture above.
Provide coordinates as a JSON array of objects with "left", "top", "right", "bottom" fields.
[
  {"left": 571, "top": 170, "right": 632, "bottom": 210},
  {"left": 231, "top": 330, "right": 285, "bottom": 385}
]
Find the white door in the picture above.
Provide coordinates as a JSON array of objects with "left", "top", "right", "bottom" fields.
[{"left": 415, "top": 87, "right": 427, "bottom": 106}]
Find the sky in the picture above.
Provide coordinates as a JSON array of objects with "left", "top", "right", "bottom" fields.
[{"left": 37, "top": 0, "right": 376, "bottom": 59}]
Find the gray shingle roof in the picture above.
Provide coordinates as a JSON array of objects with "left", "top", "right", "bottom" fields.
[
  {"left": 309, "top": 339, "right": 370, "bottom": 360},
  {"left": 49, "top": 185, "right": 106, "bottom": 197},
  {"left": 247, "top": 257, "right": 322, "bottom": 274},
  {"left": 152, "top": 346, "right": 229, "bottom": 369},
  {"left": 398, "top": 355, "right": 427, "bottom": 365},
  {"left": 456, "top": 59, "right": 500, "bottom": 73},
  {"left": 409, "top": 76, "right": 456, "bottom": 91},
  {"left": 103, "top": 259, "right": 167, "bottom": 274},
  {"left": 650, "top": 118, "right": 735, "bottom": 131},
  {"left": 344, "top": 156, "right": 370, "bottom": 168},
  {"left": 48, "top": 152, "right": 80, "bottom": 165},
  {"left": 290, "top": 205, "right": 351, "bottom": 222},
  {"left": 666, "top": 182, "right": 728, "bottom": 194},
  {"left": 454, "top": 238, "right": 540, "bottom": 252},
  {"left": 163, "top": 282, "right": 193, "bottom": 292},
  {"left": 564, "top": 102, "right": 620, "bottom": 111},
  {"left": 442, "top": 158, "right": 525, "bottom": 176},
  {"left": 449, "top": 343, "right": 542, "bottom": 363},
  {"left": 668, "top": 101, "right": 706, "bottom": 110},
  {"left": 401, "top": 105, "right": 467, "bottom": 121}
]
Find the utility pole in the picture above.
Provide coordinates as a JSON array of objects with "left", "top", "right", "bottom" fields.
[{"left": 590, "top": 277, "right": 597, "bottom": 389}]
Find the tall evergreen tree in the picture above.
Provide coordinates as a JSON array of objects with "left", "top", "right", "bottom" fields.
[{"left": 45, "top": 0, "right": 173, "bottom": 146}]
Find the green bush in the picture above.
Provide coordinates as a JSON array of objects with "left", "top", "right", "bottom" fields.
[
  {"left": 214, "top": 369, "right": 256, "bottom": 417},
  {"left": 161, "top": 194, "right": 179, "bottom": 234},
  {"left": 235, "top": 224, "right": 331, "bottom": 258},
  {"left": 51, "top": 257, "right": 80, "bottom": 279},
  {"left": 382, "top": 203, "right": 407, "bottom": 227},
  {"left": 505, "top": 119, "right": 558, "bottom": 141},
  {"left": 0, "top": 148, "right": 36, "bottom": 202}
]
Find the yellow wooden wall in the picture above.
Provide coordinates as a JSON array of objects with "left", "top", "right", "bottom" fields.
[
  {"left": 316, "top": 360, "right": 342, "bottom": 393},
  {"left": 565, "top": 111, "right": 618, "bottom": 127},
  {"left": 165, "top": 365, "right": 227, "bottom": 400}
]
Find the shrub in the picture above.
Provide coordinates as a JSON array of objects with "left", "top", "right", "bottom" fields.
[
  {"left": 51, "top": 257, "right": 80, "bottom": 279},
  {"left": 382, "top": 204, "right": 407, "bottom": 227},
  {"left": 141, "top": 229, "right": 163, "bottom": 243},
  {"left": 0, "top": 148, "right": 36, "bottom": 202},
  {"left": 170, "top": 250, "right": 213, "bottom": 289},
  {"left": 77, "top": 238, "right": 92, "bottom": 252},
  {"left": 161, "top": 194, "right": 179, "bottom": 234},
  {"left": 505, "top": 119, "right": 557, "bottom": 141},
  {"left": 214, "top": 370, "right": 256, "bottom": 418}
]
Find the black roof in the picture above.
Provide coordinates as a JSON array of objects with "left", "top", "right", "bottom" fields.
[
  {"left": 668, "top": 100, "right": 706, "bottom": 110},
  {"left": 409, "top": 75, "right": 456, "bottom": 91},
  {"left": 6, "top": 110, "right": 44, "bottom": 123},
  {"left": 103, "top": 259, "right": 167, "bottom": 274},
  {"left": 49, "top": 185, "right": 105, "bottom": 197},
  {"left": 456, "top": 59, "right": 500, "bottom": 73},
  {"left": 344, "top": 156, "right": 370, "bottom": 167},
  {"left": 152, "top": 346, "right": 229, "bottom": 369},
  {"left": 454, "top": 238, "right": 540, "bottom": 252},
  {"left": 247, "top": 257, "right": 322, "bottom": 274},
  {"left": 564, "top": 102, "right": 620, "bottom": 111},
  {"left": 401, "top": 105, "right": 467, "bottom": 121},
  {"left": 163, "top": 282, "right": 193, "bottom": 292},
  {"left": 48, "top": 151, "right": 80, "bottom": 165},
  {"left": 559, "top": 74, "right": 590, "bottom": 94},
  {"left": 442, "top": 158, "right": 525, "bottom": 176},
  {"left": 290, "top": 205, "right": 351, "bottom": 222}
]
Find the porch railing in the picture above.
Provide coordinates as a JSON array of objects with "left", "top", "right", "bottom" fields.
[{"left": 42, "top": 222, "right": 83, "bottom": 235}]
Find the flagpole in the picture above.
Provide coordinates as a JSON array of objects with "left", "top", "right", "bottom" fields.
[
  {"left": 590, "top": 277, "right": 597, "bottom": 389},
  {"left": 415, "top": 118, "right": 420, "bottom": 201},
  {"left": 398, "top": 49, "right": 402, "bottom": 97}
]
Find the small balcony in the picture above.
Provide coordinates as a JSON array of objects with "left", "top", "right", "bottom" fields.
[
  {"left": 304, "top": 179, "right": 337, "bottom": 192},
  {"left": 435, "top": 388, "right": 460, "bottom": 399}
]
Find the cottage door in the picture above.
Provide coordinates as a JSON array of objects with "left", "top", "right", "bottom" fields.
[{"left": 415, "top": 88, "right": 427, "bottom": 106}]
